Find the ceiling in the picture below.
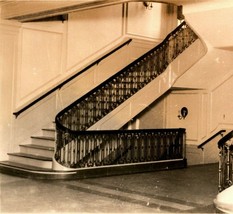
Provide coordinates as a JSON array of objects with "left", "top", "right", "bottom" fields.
[
  {"left": 1, "top": 0, "right": 232, "bottom": 22},
  {"left": 0, "top": 0, "right": 209, "bottom": 22}
]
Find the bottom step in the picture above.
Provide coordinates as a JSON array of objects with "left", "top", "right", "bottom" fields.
[
  {"left": 0, "top": 159, "right": 187, "bottom": 180},
  {"left": 8, "top": 153, "right": 53, "bottom": 169},
  {"left": 0, "top": 161, "right": 77, "bottom": 179}
]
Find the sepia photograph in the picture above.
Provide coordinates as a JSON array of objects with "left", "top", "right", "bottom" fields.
[{"left": 0, "top": 0, "right": 232, "bottom": 213}]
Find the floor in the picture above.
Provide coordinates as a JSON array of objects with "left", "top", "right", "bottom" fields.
[{"left": 0, "top": 163, "right": 219, "bottom": 213}]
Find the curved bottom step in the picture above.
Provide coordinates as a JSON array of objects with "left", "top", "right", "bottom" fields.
[{"left": 0, "top": 159, "right": 187, "bottom": 180}]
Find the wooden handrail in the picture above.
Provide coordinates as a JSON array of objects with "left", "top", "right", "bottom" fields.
[
  {"left": 218, "top": 130, "right": 233, "bottom": 148},
  {"left": 13, "top": 38, "right": 132, "bottom": 118},
  {"left": 197, "top": 130, "right": 226, "bottom": 149}
]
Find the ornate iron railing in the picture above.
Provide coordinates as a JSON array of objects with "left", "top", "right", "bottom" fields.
[
  {"left": 55, "top": 21, "right": 197, "bottom": 168},
  {"left": 218, "top": 130, "right": 233, "bottom": 192},
  {"left": 55, "top": 129, "right": 185, "bottom": 168}
]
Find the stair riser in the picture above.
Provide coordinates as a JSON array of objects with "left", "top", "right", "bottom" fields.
[
  {"left": 42, "top": 130, "right": 55, "bottom": 138},
  {"left": 9, "top": 155, "right": 52, "bottom": 169},
  {"left": 8, "top": 155, "right": 52, "bottom": 169},
  {"left": 20, "top": 147, "right": 54, "bottom": 158},
  {"left": 31, "top": 138, "right": 55, "bottom": 147}
]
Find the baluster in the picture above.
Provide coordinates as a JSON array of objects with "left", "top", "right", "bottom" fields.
[
  {"left": 92, "top": 134, "right": 97, "bottom": 166},
  {"left": 70, "top": 139, "right": 74, "bottom": 167},
  {"left": 108, "top": 134, "right": 113, "bottom": 163},
  {"left": 96, "top": 94, "right": 101, "bottom": 120},
  {"left": 86, "top": 135, "right": 90, "bottom": 167},
  {"left": 124, "top": 72, "right": 131, "bottom": 96},
  {"left": 131, "top": 134, "right": 137, "bottom": 162},
  {"left": 87, "top": 98, "right": 93, "bottom": 126},
  {"left": 230, "top": 147, "right": 233, "bottom": 183},
  {"left": 173, "top": 132, "right": 177, "bottom": 158},
  {"left": 103, "top": 135, "right": 108, "bottom": 165},
  {"left": 108, "top": 134, "right": 112, "bottom": 164},
  {"left": 158, "top": 132, "right": 163, "bottom": 160},
  {"left": 149, "top": 132, "right": 154, "bottom": 161},
  {"left": 112, "top": 133, "right": 118, "bottom": 163},
  {"left": 144, "top": 132, "right": 149, "bottom": 161},
  {"left": 80, "top": 136, "right": 85, "bottom": 167},
  {"left": 134, "top": 134, "right": 140, "bottom": 162},
  {"left": 146, "top": 56, "right": 153, "bottom": 82},
  {"left": 76, "top": 136, "right": 80, "bottom": 165},
  {"left": 100, "top": 135, "right": 105, "bottom": 165},
  {"left": 128, "top": 67, "right": 135, "bottom": 93},
  {"left": 150, "top": 52, "right": 157, "bottom": 78},
  {"left": 126, "top": 133, "right": 132, "bottom": 163},
  {"left": 117, "top": 133, "right": 123, "bottom": 164},
  {"left": 96, "top": 135, "right": 102, "bottom": 166},
  {"left": 152, "top": 133, "right": 157, "bottom": 161},
  {"left": 225, "top": 141, "right": 232, "bottom": 187},
  {"left": 66, "top": 142, "right": 71, "bottom": 166},
  {"left": 139, "top": 132, "right": 145, "bottom": 162},
  {"left": 84, "top": 99, "right": 89, "bottom": 129},
  {"left": 121, "top": 133, "right": 127, "bottom": 163},
  {"left": 218, "top": 148, "right": 223, "bottom": 192},
  {"left": 168, "top": 132, "right": 173, "bottom": 159},
  {"left": 111, "top": 80, "right": 117, "bottom": 106}
]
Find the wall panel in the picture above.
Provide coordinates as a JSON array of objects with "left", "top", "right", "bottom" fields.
[
  {"left": 0, "top": 23, "right": 19, "bottom": 160},
  {"left": 67, "top": 4, "right": 123, "bottom": 71},
  {"left": 210, "top": 75, "right": 233, "bottom": 131},
  {"left": 15, "top": 22, "right": 66, "bottom": 108},
  {"left": 127, "top": 2, "right": 177, "bottom": 40},
  {"left": 166, "top": 92, "right": 200, "bottom": 143}
]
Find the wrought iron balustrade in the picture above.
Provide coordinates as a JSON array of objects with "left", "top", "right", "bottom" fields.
[
  {"left": 56, "top": 21, "right": 197, "bottom": 132},
  {"left": 218, "top": 130, "right": 233, "bottom": 192},
  {"left": 55, "top": 129, "right": 185, "bottom": 168},
  {"left": 55, "top": 21, "right": 197, "bottom": 168}
]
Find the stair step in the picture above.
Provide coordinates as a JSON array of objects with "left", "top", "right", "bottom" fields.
[
  {"left": 0, "top": 161, "right": 54, "bottom": 172},
  {"left": 42, "top": 128, "right": 55, "bottom": 138},
  {"left": 0, "top": 161, "right": 78, "bottom": 179},
  {"left": 31, "top": 136, "right": 55, "bottom": 147},
  {"left": 8, "top": 152, "right": 52, "bottom": 169},
  {"left": 20, "top": 144, "right": 54, "bottom": 158}
]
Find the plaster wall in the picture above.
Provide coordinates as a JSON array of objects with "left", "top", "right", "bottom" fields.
[
  {"left": 0, "top": 2, "right": 175, "bottom": 159},
  {"left": 0, "top": 22, "right": 20, "bottom": 159}
]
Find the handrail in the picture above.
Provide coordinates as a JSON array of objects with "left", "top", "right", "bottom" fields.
[
  {"left": 197, "top": 130, "right": 226, "bottom": 149},
  {"left": 218, "top": 130, "right": 233, "bottom": 148},
  {"left": 13, "top": 38, "right": 132, "bottom": 118}
]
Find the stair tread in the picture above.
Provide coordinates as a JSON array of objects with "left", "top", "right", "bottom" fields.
[
  {"left": 42, "top": 128, "right": 55, "bottom": 132},
  {"left": 20, "top": 144, "right": 54, "bottom": 151},
  {"left": 8, "top": 152, "right": 52, "bottom": 161},
  {"left": 0, "top": 161, "right": 54, "bottom": 172},
  {"left": 31, "top": 136, "right": 55, "bottom": 141}
]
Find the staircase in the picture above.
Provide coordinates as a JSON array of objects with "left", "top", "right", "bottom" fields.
[
  {"left": 8, "top": 126, "right": 55, "bottom": 169},
  {"left": 0, "top": 21, "right": 206, "bottom": 179}
]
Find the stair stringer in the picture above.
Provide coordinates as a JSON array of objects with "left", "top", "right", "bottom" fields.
[{"left": 88, "top": 39, "right": 207, "bottom": 131}]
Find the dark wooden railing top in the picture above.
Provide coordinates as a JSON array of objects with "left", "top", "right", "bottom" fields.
[
  {"left": 13, "top": 38, "right": 132, "bottom": 118},
  {"left": 197, "top": 130, "right": 226, "bottom": 149},
  {"left": 218, "top": 130, "right": 233, "bottom": 148}
]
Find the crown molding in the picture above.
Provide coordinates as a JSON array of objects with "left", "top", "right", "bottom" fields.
[{"left": 1, "top": 0, "right": 178, "bottom": 22}]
